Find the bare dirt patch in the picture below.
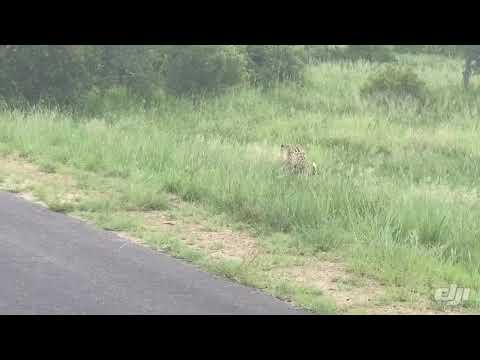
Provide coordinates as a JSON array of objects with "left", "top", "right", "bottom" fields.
[
  {"left": 0, "top": 155, "right": 80, "bottom": 206},
  {"left": 0, "top": 156, "right": 75, "bottom": 186},
  {"left": 274, "top": 258, "right": 385, "bottom": 312},
  {"left": 131, "top": 210, "right": 258, "bottom": 262}
]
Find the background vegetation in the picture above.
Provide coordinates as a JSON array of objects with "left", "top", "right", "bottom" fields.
[{"left": 2, "top": 45, "right": 480, "bottom": 310}]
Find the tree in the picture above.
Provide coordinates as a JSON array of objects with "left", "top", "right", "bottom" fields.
[
  {"left": 0, "top": 45, "right": 167, "bottom": 105},
  {"left": 0, "top": 45, "right": 94, "bottom": 105},
  {"left": 163, "top": 45, "right": 249, "bottom": 96},
  {"left": 94, "top": 45, "right": 165, "bottom": 97}
]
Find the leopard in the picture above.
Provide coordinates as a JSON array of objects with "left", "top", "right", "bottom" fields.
[{"left": 280, "top": 144, "right": 317, "bottom": 176}]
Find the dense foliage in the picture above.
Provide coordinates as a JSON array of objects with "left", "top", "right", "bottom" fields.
[
  {"left": 306, "top": 45, "right": 395, "bottom": 64},
  {"left": 245, "top": 45, "right": 307, "bottom": 86},
  {"left": 163, "top": 45, "right": 249, "bottom": 96},
  {"left": 0, "top": 45, "right": 309, "bottom": 104},
  {"left": 0, "top": 45, "right": 479, "bottom": 107},
  {"left": 0, "top": 45, "right": 93, "bottom": 105},
  {"left": 360, "top": 65, "right": 429, "bottom": 103},
  {"left": 393, "top": 45, "right": 461, "bottom": 56}
]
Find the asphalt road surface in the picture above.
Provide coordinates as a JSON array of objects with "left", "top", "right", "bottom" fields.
[{"left": 0, "top": 191, "right": 305, "bottom": 314}]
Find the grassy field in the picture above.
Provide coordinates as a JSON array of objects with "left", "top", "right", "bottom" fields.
[{"left": 1, "top": 53, "right": 480, "bottom": 313}]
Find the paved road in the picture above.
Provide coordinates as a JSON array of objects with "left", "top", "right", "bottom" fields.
[{"left": 0, "top": 191, "right": 305, "bottom": 314}]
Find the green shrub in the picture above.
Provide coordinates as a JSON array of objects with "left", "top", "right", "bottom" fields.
[
  {"left": 393, "top": 45, "right": 426, "bottom": 54},
  {"left": 344, "top": 45, "right": 396, "bottom": 63},
  {"left": 360, "top": 65, "right": 429, "bottom": 103},
  {"left": 0, "top": 45, "right": 167, "bottom": 107},
  {"left": 79, "top": 85, "right": 153, "bottom": 116},
  {"left": 94, "top": 45, "right": 165, "bottom": 97},
  {"left": 0, "top": 45, "right": 95, "bottom": 106},
  {"left": 163, "top": 45, "right": 249, "bottom": 96},
  {"left": 305, "top": 45, "right": 348, "bottom": 63},
  {"left": 305, "top": 45, "right": 395, "bottom": 64},
  {"left": 246, "top": 45, "right": 307, "bottom": 86},
  {"left": 394, "top": 45, "right": 462, "bottom": 57}
]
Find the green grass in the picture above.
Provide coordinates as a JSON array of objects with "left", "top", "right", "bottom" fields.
[
  {"left": 38, "top": 160, "right": 57, "bottom": 174},
  {"left": 1, "top": 53, "right": 480, "bottom": 310}
]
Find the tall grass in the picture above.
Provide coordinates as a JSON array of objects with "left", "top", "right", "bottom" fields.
[{"left": 2, "top": 54, "right": 480, "bottom": 299}]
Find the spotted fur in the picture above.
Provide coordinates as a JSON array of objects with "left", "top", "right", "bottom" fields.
[{"left": 280, "top": 144, "right": 317, "bottom": 175}]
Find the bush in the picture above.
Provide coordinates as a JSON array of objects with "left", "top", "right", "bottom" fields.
[
  {"left": 246, "top": 45, "right": 307, "bottom": 86},
  {"left": 163, "top": 45, "right": 249, "bottom": 96},
  {"left": 0, "top": 45, "right": 168, "bottom": 107},
  {"left": 305, "top": 45, "right": 395, "bottom": 64},
  {"left": 360, "top": 65, "right": 429, "bottom": 103},
  {"left": 0, "top": 45, "right": 95, "bottom": 106},
  {"left": 95, "top": 45, "right": 165, "bottom": 97},
  {"left": 344, "top": 45, "right": 396, "bottom": 63},
  {"left": 394, "top": 45, "right": 461, "bottom": 57},
  {"left": 0, "top": 45, "right": 167, "bottom": 105},
  {"left": 393, "top": 45, "right": 426, "bottom": 54},
  {"left": 305, "top": 45, "right": 348, "bottom": 63}
]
